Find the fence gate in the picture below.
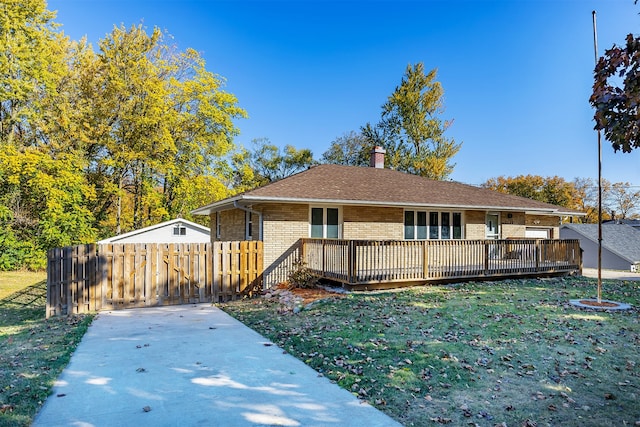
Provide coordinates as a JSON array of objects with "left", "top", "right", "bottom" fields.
[{"left": 46, "top": 242, "right": 263, "bottom": 317}]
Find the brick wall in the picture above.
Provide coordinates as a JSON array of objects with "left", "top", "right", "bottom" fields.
[
  {"left": 260, "top": 203, "right": 308, "bottom": 267},
  {"left": 343, "top": 206, "right": 403, "bottom": 239},
  {"left": 465, "top": 210, "right": 486, "bottom": 239},
  {"left": 502, "top": 212, "right": 525, "bottom": 238}
]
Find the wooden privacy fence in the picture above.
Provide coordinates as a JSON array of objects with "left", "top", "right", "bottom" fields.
[
  {"left": 301, "top": 238, "right": 581, "bottom": 288},
  {"left": 46, "top": 241, "right": 263, "bottom": 317}
]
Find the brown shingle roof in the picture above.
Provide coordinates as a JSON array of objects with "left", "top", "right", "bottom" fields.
[{"left": 193, "top": 164, "right": 584, "bottom": 215}]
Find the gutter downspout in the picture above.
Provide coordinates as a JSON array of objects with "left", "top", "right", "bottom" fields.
[{"left": 234, "top": 200, "right": 263, "bottom": 241}]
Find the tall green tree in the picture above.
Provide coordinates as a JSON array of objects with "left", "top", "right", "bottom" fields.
[
  {"left": 321, "top": 131, "right": 370, "bottom": 166},
  {"left": 248, "top": 138, "right": 315, "bottom": 185},
  {"left": 378, "top": 63, "right": 462, "bottom": 179}
]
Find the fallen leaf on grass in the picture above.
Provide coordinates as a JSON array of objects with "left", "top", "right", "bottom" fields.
[
  {"left": 0, "top": 404, "right": 15, "bottom": 413},
  {"left": 430, "top": 416, "right": 452, "bottom": 424}
]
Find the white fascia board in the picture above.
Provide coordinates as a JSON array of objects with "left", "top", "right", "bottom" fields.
[{"left": 191, "top": 196, "right": 243, "bottom": 215}]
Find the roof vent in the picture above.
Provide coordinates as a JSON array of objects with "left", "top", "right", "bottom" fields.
[{"left": 370, "top": 146, "right": 386, "bottom": 169}]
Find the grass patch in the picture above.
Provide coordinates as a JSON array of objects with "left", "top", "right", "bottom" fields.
[
  {"left": 0, "top": 272, "right": 94, "bottom": 427},
  {"left": 0, "top": 271, "right": 46, "bottom": 300},
  {"left": 221, "top": 276, "right": 640, "bottom": 427}
]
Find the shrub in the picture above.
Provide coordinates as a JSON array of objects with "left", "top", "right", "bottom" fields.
[{"left": 287, "top": 258, "right": 317, "bottom": 289}]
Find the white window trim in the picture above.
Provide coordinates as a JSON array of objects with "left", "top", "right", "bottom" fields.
[
  {"left": 404, "top": 210, "right": 464, "bottom": 240},
  {"left": 486, "top": 212, "right": 500, "bottom": 239},
  {"left": 309, "top": 206, "right": 342, "bottom": 239}
]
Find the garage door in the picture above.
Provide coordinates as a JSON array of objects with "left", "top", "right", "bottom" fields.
[{"left": 525, "top": 228, "right": 550, "bottom": 238}]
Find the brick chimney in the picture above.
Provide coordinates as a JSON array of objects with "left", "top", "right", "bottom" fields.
[{"left": 370, "top": 146, "right": 386, "bottom": 168}]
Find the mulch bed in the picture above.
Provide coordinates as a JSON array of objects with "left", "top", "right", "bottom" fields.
[{"left": 276, "top": 283, "right": 347, "bottom": 305}]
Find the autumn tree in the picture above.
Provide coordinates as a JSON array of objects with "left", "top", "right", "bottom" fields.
[
  {"left": 590, "top": 33, "right": 640, "bottom": 153},
  {"left": 376, "top": 63, "right": 462, "bottom": 179},
  {"left": 572, "top": 177, "right": 613, "bottom": 223},
  {"left": 0, "top": 5, "right": 247, "bottom": 268},
  {"left": 51, "top": 24, "right": 246, "bottom": 235},
  {"left": 610, "top": 182, "right": 640, "bottom": 219},
  {"left": 0, "top": 0, "right": 63, "bottom": 147},
  {"left": 0, "top": 1, "right": 97, "bottom": 269},
  {"left": 482, "top": 175, "right": 582, "bottom": 212}
]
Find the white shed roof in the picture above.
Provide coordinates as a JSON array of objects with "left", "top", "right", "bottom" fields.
[{"left": 97, "top": 218, "right": 210, "bottom": 244}]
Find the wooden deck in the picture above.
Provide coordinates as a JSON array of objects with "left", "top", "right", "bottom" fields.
[{"left": 300, "top": 238, "right": 581, "bottom": 290}]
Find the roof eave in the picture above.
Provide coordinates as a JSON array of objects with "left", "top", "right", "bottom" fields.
[
  {"left": 191, "top": 196, "right": 243, "bottom": 215},
  {"left": 193, "top": 195, "right": 585, "bottom": 216}
]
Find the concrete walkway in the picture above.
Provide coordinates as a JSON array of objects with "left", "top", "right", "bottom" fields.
[
  {"left": 581, "top": 268, "right": 640, "bottom": 281},
  {"left": 33, "top": 304, "right": 401, "bottom": 427}
]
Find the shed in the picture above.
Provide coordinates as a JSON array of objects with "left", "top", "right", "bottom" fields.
[{"left": 97, "top": 218, "right": 210, "bottom": 244}]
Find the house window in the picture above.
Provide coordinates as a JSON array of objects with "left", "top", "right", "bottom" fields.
[
  {"left": 173, "top": 225, "right": 187, "bottom": 236},
  {"left": 310, "top": 207, "right": 340, "bottom": 238},
  {"left": 405, "top": 210, "right": 463, "bottom": 240},
  {"left": 404, "top": 211, "right": 414, "bottom": 240}
]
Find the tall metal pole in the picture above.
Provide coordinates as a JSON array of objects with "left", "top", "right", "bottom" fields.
[{"left": 592, "top": 10, "right": 603, "bottom": 303}]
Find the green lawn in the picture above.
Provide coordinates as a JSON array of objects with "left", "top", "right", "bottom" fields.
[
  {"left": 0, "top": 271, "right": 46, "bottom": 300},
  {"left": 0, "top": 272, "right": 93, "bottom": 427},
  {"left": 221, "top": 276, "right": 640, "bottom": 427},
  {"left": 1, "top": 271, "right": 638, "bottom": 426}
]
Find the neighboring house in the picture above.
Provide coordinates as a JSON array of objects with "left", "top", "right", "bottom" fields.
[
  {"left": 97, "top": 218, "right": 210, "bottom": 244},
  {"left": 560, "top": 223, "right": 640, "bottom": 271},
  {"left": 602, "top": 219, "right": 640, "bottom": 231},
  {"left": 193, "top": 149, "right": 584, "bottom": 286}
]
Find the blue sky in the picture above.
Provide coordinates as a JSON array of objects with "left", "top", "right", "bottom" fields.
[{"left": 48, "top": 0, "right": 639, "bottom": 187}]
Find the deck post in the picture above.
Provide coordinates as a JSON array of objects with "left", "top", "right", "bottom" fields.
[
  {"left": 321, "top": 239, "right": 326, "bottom": 276},
  {"left": 422, "top": 240, "right": 429, "bottom": 279},
  {"left": 348, "top": 240, "right": 356, "bottom": 284},
  {"left": 484, "top": 241, "right": 490, "bottom": 275}
]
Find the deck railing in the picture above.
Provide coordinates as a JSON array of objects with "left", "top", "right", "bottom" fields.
[{"left": 300, "top": 238, "right": 581, "bottom": 286}]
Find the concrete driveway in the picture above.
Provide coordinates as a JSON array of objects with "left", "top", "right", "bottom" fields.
[{"left": 33, "top": 304, "right": 401, "bottom": 427}]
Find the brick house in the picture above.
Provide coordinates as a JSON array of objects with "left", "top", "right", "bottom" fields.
[{"left": 193, "top": 149, "right": 584, "bottom": 287}]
